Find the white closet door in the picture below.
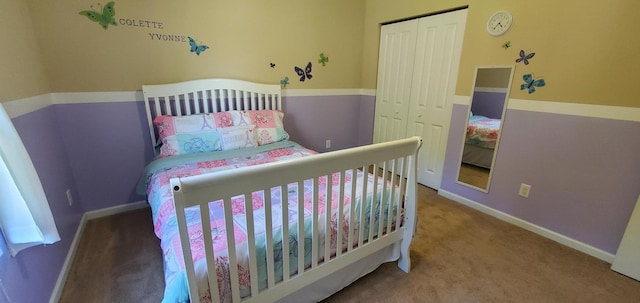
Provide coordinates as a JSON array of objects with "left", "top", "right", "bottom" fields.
[
  {"left": 406, "top": 9, "right": 467, "bottom": 188},
  {"left": 611, "top": 194, "right": 640, "bottom": 281},
  {"left": 373, "top": 20, "right": 418, "bottom": 144}
]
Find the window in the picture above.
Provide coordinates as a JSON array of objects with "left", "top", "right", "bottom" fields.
[{"left": 0, "top": 104, "right": 59, "bottom": 256}]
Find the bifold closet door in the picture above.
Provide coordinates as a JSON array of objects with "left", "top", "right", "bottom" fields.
[
  {"left": 373, "top": 9, "right": 467, "bottom": 189},
  {"left": 373, "top": 20, "right": 418, "bottom": 144},
  {"left": 407, "top": 9, "right": 467, "bottom": 188}
]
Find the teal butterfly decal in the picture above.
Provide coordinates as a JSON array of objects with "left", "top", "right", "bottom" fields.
[
  {"left": 188, "top": 37, "right": 209, "bottom": 55},
  {"left": 502, "top": 41, "right": 511, "bottom": 49},
  {"left": 521, "top": 73, "right": 545, "bottom": 94},
  {"left": 280, "top": 77, "right": 290, "bottom": 88},
  {"left": 318, "top": 53, "right": 329, "bottom": 66},
  {"left": 79, "top": 2, "right": 117, "bottom": 30}
]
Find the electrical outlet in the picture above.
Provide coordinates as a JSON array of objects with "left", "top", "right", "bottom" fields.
[
  {"left": 325, "top": 140, "right": 331, "bottom": 149},
  {"left": 519, "top": 183, "right": 531, "bottom": 198},
  {"left": 66, "top": 189, "right": 74, "bottom": 206}
]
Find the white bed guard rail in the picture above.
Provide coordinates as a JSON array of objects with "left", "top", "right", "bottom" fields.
[{"left": 171, "top": 136, "right": 422, "bottom": 303}]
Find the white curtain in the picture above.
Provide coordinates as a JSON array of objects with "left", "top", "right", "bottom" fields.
[{"left": 0, "top": 103, "right": 60, "bottom": 256}]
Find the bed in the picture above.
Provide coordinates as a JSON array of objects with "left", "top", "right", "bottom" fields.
[
  {"left": 138, "top": 78, "right": 422, "bottom": 303},
  {"left": 461, "top": 114, "right": 500, "bottom": 169}
]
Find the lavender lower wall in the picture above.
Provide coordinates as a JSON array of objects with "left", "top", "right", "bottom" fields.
[
  {"left": 27, "top": 94, "right": 372, "bottom": 216},
  {"left": 0, "top": 106, "right": 84, "bottom": 303},
  {"left": 357, "top": 95, "right": 376, "bottom": 146},
  {"left": 283, "top": 95, "right": 374, "bottom": 151},
  {"left": 441, "top": 104, "right": 640, "bottom": 254},
  {"left": 55, "top": 102, "right": 154, "bottom": 211}
]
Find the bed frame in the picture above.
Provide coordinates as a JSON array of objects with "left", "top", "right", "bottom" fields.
[{"left": 142, "top": 78, "right": 421, "bottom": 303}]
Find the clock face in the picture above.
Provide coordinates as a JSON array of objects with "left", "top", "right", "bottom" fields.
[{"left": 487, "top": 11, "right": 513, "bottom": 36}]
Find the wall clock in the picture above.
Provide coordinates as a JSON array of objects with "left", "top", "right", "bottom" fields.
[{"left": 486, "top": 11, "right": 513, "bottom": 36}]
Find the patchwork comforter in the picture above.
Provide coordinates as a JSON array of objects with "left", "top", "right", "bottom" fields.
[
  {"left": 139, "top": 141, "right": 400, "bottom": 303},
  {"left": 465, "top": 116, "right": 501, "bottom": 149}
]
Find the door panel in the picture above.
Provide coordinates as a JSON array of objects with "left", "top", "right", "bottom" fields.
[
  {"left": 426, "top": 124, "right": 443, "bottom": 175},
  {"left": 406, "top": 9, "right": 467, "bottom": 189},
  {"left": 373, "top": 20, "right": 417, "bottom": 144}
]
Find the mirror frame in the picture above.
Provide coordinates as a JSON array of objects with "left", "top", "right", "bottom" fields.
[{"left": 456, "top": 65, "right": 515, "bottom": 192}]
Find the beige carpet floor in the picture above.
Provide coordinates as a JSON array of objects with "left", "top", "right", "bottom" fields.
[{"left": 60, "top": 185, "right": 640, "bottom": 302}]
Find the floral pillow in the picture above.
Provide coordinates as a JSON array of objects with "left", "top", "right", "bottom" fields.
[{"left": 243, "top": 110, "right": 290, "bottom": 145}]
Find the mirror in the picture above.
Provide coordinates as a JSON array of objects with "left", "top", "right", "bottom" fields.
[{"left": 456, "top": 66, "right": 514, "bottom": 191}]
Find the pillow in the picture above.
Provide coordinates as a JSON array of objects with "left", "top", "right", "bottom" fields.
[
  {"left": 154, "top": 114, "right": 221, "bottom": 158},
  {"left": 211, "top": 111, "right": 245, "bottom": 128},
  {"left": 218, "top": 125, "right": 258, "bottom": 151},
  {"left": 153, "top": 110, "right": 288, "bottom": 157},
  {"left": 242, "top": 110, "right": 289, "bottom": 145}
]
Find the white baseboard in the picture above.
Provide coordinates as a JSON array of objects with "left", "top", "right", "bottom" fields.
[
  {"left": 437, "top": 189, "right": 615, "bottom": 263},
  {"left": 49, "top": 201, "right": 149, "bottom": 303},
  {"left": 84, "top": 200, "right": 148, "bottom": 220},
  {"left": 49, "top": 214, "right": 87, "bottom": 303}
]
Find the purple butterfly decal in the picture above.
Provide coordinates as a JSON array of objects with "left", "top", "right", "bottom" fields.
[
  {"left": 294, "top": 62, "right": 312, "bottom": 82},
  {"left": 515, "top": 50, "right": 535, "bottom": 65}
]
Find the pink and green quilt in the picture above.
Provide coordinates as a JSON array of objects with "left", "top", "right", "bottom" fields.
[{"left": 140, "top": 141, "right": 400, "bottom": 303}]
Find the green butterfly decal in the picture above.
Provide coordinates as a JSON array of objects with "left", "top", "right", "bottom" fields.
[
  {"left": 79, "top": 2, "right": 117, "bottom": 30},
  {"left": 318, "top": 53, "right": 329, "bottom": 66},
  {"left": 502, "top": 41, "right": 511, "bottom": 49}
]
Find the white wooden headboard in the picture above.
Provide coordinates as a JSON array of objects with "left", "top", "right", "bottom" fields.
[{"left": 142, "top": 78, "right": 282, "bottom": 149}]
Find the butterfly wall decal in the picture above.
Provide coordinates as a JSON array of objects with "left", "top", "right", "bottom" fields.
[
  {"left": 270, "top": 63, "right": 276, "bottom": 68},
  {"left": 502, "top": 41, "right": 511, "bottom": 49},
  {"left": 79, "top": 2, "right": 117, "bottom": 30},
  {"left": 516, "top": 49, "right": 535, "bottom": 65},
  {"left": 521, "top": 73, "right": 545, "bottom": 94},
  {"left": 280, "top": 77, "right": 289, "bottom": 88},
  {"left": 318, "top": 53, "right": 329, "bottom": 66},
  {"left": 294, "top": 62, "right": 312, "bottom": 82},
  {"left": 188, "top": 37, "right": 209, "bottom": 55}
]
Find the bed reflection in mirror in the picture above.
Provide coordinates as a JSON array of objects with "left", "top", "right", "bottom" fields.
[{"left": 457, "top": 66, "right": 514, "bottom": 191}]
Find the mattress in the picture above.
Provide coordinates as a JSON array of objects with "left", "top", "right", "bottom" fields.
[{"left": 139, "top": 141, "right": 401, "bottom": 303}]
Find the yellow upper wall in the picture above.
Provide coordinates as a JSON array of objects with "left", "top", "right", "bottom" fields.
[
  {"left": 8, "top": 0, "right": 640, "bottom": 108},
  {"left": 363, "top": 0, "right": 640, "bottom": 108},
  {"left": 26, "top": 0, "right": 365, "bottom": 92},
  {"left": 0, "top": 0, "right": 50, "bottom": 103}
]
